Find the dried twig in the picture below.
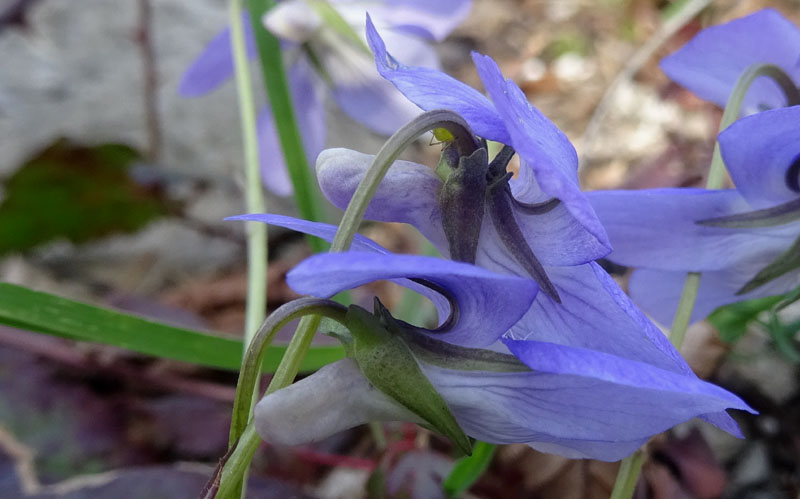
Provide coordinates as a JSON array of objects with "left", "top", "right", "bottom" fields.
[{"left": 135, "top": 0, "right": 162, "bottom": 161}]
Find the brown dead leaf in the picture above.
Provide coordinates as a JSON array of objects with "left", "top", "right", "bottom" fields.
[
  {"left": 680, "top": 321, "right": 728, "bottom": 380},
  {"left": 494, "top": 445, "right": 618, "bottom": 499},
  {"left": 161, "top": 257, "right": 304, "bottom": 334}
]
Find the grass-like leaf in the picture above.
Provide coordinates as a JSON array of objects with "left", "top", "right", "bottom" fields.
[
  {"left": 246, "top": 0, "right": 327, "bottom": 253},
  {"left": 443, "top": 441, "right": 496, "bottom": 498},
  {"left": 708, "top": 294, "right": 784, "bottom": 343},
  {"left": 0, "top": 283, "right": 343, "bottom": 372}
]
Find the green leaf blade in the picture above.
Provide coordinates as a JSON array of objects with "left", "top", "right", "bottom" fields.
[
  {"left": 708, "top": 294, "right": 784, "bottom": 343},
  {"left": 246, "top": 0, "right": 327, "bottom": 253},
  {"left": 0, "top": 283, "right": 343, "bottom": 372},
  {"left": 443, "top": 441, "right": 496, "bottom": 498}
]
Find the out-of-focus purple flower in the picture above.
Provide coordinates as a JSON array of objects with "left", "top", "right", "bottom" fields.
[
  {"left": 179, "top": 1, "right": 472, "bottom": 195},
  {"left": 590, "top": 106, "right": 800, "bottom": 325},
  {"left": 660, "top": 8, "right": 800, "bottom": 115},
  {"left": 589, "top": 10, "right": 800, "bottom": 325},
  {"left": 226, "top": 18, "right": 755, "bottom": 460}
]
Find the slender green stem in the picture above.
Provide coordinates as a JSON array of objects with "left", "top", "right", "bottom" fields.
[
  {"left": 216, "top": 423, "right": 261, "bottom": 499},
  {"left": 670, "top": 64, "right": 800, "bottom": 353},
  {"left": 368, "top": 422, "right": 387, "bottom": 451},
  {"left": 668, "top": 272, "right": 701, "bottom": 348},
  {"left": 229, "top": 9, "right": 267, "bottom": 495},
  {"left": 608, "top": 450, "right": 644, "bottom": 499},
  {"left": 264, "top": 315, "right": 322, "bottom": 393},
  {"left": 609, "top": 62, "right": 800, "bottom": 498},
  {"left": 221, "top": 299, "right": 346, "bottom": 499},
  {"left": 267, "top": 109, "right": 477, "bottom": 399},
  {"left": 305, "top": 0, "right": 371, "bottom": 54},
  {"left": 246, "top": 0, "right": 326, "bottom": 252},
  {"left": 229, "top": 0, "right": 268, "bottom": 348}
]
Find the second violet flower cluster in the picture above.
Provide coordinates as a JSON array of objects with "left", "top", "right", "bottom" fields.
[{"left": 226, "top": 8, "right": 800, "bottom": 461}]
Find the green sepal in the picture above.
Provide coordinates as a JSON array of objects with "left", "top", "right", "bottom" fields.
[
  {"left": 774, "top": 283, "right": 800, "bottom": 312},
  {"left": 738, "top": 233, "right": 800, "bottom": 295},
  {"left": 320, "top": 316, "right": 353, "bottom": 346},
  {"left": 697, "top": 197, "right": 800, "bottom": 229},
  {"left": 403, "top": 333, "right": 530, "bottom": 373},
  {"left": 344, "top": 304, "right": 472, "bottom": 455},
  {"left": 372, "top": 298, "right": 528, "bottom": 373}
]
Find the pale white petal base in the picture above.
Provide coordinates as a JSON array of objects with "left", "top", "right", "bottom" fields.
[{"left": 254, "top": 358, "right": 422, "bottom": 445}]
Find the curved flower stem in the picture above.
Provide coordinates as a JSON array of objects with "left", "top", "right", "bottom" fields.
[
  {"left": 264, "top": 109, "right": 477, "bottom": 394},
  {"left": 228, "top": 297, "right": 348, "bottom": 446},
  {"left": 267, "top": 109, "right": 477, "bottom": 392},
  {"left": 218, "top": 298, "right": 346, "bottom": 499},
  {"left": 216, "top": 110, "right": 477, "bottom": 496},
  {"left": 332, "top": 109, "right": 477, "bottom": 251},
  {"left": 229, "top": 0, "right": 268, "bottom": 350},
  {"left": 671, "top": 63, "right": 798, "bottom": 347},
  {"left": 610, "top": 62, "right": 800, "bottom": 499},
  {"left": 246, "top": 0, "right": 327, "bottom": 252},
  {"left": 705, "top": 64, "right": 800, "bottom": 190}
]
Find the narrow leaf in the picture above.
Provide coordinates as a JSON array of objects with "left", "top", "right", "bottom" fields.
[
  {"left": 443, "top": 441, "right": 496, "bottom": 498},
  {"left": 696, "top": 197, "right": 800, "bottom": 228},
  {"left": 0, "top": 283, "right": 343, "bottom": 372},
  {"left": 708, "top": 294, "right": 783, "bottom": 342},
  {"left": 246, "top": 0, "right": 327, "bottom": 252},
  {"left": 305, "top": 0, "right": 370, "bottom": 54}
]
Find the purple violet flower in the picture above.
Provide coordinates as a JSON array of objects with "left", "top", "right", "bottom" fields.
[
  {"left": 230, "top": 214, "right": 752, "bottom": 461},
  {"left": 660, "top": 8, "right": 800, "bottom": 115},
  {"left": 588, "top": 9, "right": 800, "bottom": 325},
  {"left": 226, "top": 17, "right": 755, "bottom": 461},
  {"left": 179, "top": 1, "right": 472, "bottom": 195}
]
